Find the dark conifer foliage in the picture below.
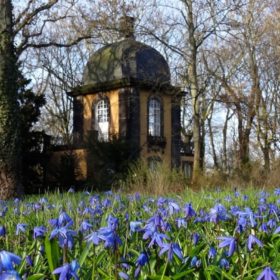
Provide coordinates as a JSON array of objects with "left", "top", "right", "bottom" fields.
[
  {"left": 0, "top": 0, "right": 21, "bottom": 199},
  {"left": 18, "top": 75, "right": 46, "bottom": 193}
]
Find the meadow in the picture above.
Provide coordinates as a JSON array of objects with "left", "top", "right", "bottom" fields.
[{"left": 0, "top": 187, "right": 280, "bottom": 279}]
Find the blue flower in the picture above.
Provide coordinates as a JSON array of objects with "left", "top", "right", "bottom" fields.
[
  {"left": 58, "top": 212, "right": 73, "bottom": 228},
  {"left": 267, "top": 219, "right": 276, "bottom": 230},
  {"left": 184, "top": 203, "right": 196, "bottom": 218},
  {"left": 16, "top": 223, "right": 27, "bottom": 235},
  {"left": 68, "top": 187, "right": 75, "bottom": 193},
  {"left": 274, "top": 188, "right": 280, "bottom": 196},
  {"left": 135, "top": 252, "right": 149, "bottom": 278},
  {"left": 119, "top": 271, "right": 129, "bottom": 280},
  {"left": 238, "top": 208, "right": 257, "bottom": 228},
  {"left": 157, "top": 197, "right": 166, "bottom": 207},
  {"left": 218, "top": 236, "right": 236, "bottom": 257},
  {"left": 26, "top": 255, "right": 33, "bottom": 267},
  {"left": 190, "top": 256, "right": 201, "bottom": 268},
  {"left": 209, "top": 204, "right": 228, "bottom": 223},
  {"left": 159, "top": 242, "right": 183, "bottom": 262},
  {"left": 208, "top": 247, "right": 217, "bottom": 259},
  {"left": 247, "top": 234, "right": 263, "bottom": 251},
  {"left": 102, "top": 198, "right": 112, "bottom": 208},
  {"left": 53, "top": 260, "right": 79, "bottom": 280},
  {"left": 274, "top": 226, "right": 280, "bottom": 234},
  {"left": 192, "top": 233, "right": 200, "bottom": 245},
  {"left": 49, "top": 218, "right": 59, "bottom": 228},
  {"left": 50, "top": 227, "right": 77, "bottom": 249},
  {"left": 143, "top": 229, "right": 168, "bottom": 248},
  {"left": 79, "top": 220, "right": 92, "bottom": 233},
  {"left": 234, "top": 190, "right": 240, "bottom": 197},
  {"left": 224, "top": 195, "right": 232, "bottom": 202},
  {"left": 136, "top": 252, "right": 149, "bottom": 267},
  {"left": 0, "top": 225, "right": 6, "bottom": 237},
  {"left": 268, "top": 204, "right": 278, "bottom": 215},
  {"left": 257, "top": 266, "right": 279, "bottom": 280},
  {"left": 107, "top": 215, "right": 119, "bottom": 231},
  {"left": 0, "top": 206, "right": 8, "bottom": 217},
  {"left": 167, "top": 201, "right": 180, "bottom": 215},
  {"left": 259, "top": 223, "right": 268, "bottom": 233},
  {"left": 0, "top": 250, "right": 21, "bottom": 272},
  {"left": 33, "top": 203, "right": 42, "bottom": 211},
  {"left": 231, "top": 206, "right": 240, "bottom": 215},
  {"left": 220, "top": 258, "right": 230, "bottom": 270},
  {"left": 130, "top": 221, "right": 142, "bottom": 233},
  {"left": 39, "top": 197, "right": 48, "bottom": 204},
  {"left": 146, "top": 213, "right": 167, "bottom": 232},
  {"left": 237, "top": 216, "right": 247, "bottom": 233},
  {"left": 176, "top": 218, "right": 187, "bottom": 228},
  {"left": 85, "top": 231, "right": 100, "bottom": 245},
  {"left": 33, "top": 226, "right": 47, "bottom": 239},
  {"left": 0, "top": 270, "right": 21, "bottom": 279},
  {"left": 14, "top": 198, "right": 20, "bottom": 205},
  {"left": 98, "top": 228, "right": 122, "bottom": 250}
]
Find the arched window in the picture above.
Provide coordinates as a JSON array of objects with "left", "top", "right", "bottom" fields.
[
  {"left": 93, "top": 99, "right": 109, "bottom": 141},
  {"left": 148, "top": 97, "right": 161, "bottom": 137}
]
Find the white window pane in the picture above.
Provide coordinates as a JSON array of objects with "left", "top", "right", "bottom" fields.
[
  {"left": 94, "top": 99, "right": 110, "bottom": 141},
  {"left": 148, "top": 98, "right": 161, "bottom": 137}
]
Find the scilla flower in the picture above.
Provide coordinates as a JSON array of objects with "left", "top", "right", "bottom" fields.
[
  {"left": 0, "top": 250, "right": 21, "bottom": 272},
  {"left": 135, "top": 252, "right": 149, "bottom": 278},
  {"left": 247, "top": 234, "right": 263, "bottom": 251},
  {"left": 16, "top": 223, "right": 27, "bottom": 235},
  {"left": 0, "top": 225, "right": 6, "bottom": 237},
  {"left": 0, "top": 270, "right": 21, "bottom": 279},
  {"left": 257, "top": 267, "right": 279, "bottom": 280},
  {"left": 218, "top": 236, "right": 236, "bottom": 257},
  {"left": 53, "top": 260, "right": 79, "bottom": 280},
  {"left": 159, "top": 242, "right": 183, "bottom": 262},
  {"left": 220, "top": 258, "right": 230, "bottom": 270},
  {"left": 190, "top": 256, "right": 201, "bottom": 268},
  {"left": 208, "top": 247, "right": 217, "bottom": 259}
]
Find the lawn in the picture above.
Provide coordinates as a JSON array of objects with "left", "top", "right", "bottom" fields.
[{"left": 0, "top": 187, "right": 279, "bottom": 279}]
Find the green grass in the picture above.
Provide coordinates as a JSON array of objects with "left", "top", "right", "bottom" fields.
[{"left": 0, "top": 187, "right": 279, "bottom": 279}]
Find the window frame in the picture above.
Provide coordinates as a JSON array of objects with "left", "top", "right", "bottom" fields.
[
  {"left": 147, "top": 96, "right": 163, "bottom": 137},
  {"left": 92, "top": 97, "right": 110, "bottom": 141}
]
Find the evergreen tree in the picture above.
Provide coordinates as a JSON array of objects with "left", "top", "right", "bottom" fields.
[
  {"left": 18, "top": 76, "right": 46, "bottom": 193},
  {"left": 0, "top": 0, "right": 21, "bottom": 199}
]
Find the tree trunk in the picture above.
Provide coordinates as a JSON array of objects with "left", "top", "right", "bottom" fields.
[
  {"left": 0, "top": 0, "right": 21, "bottom": 199},
  {"left": 186, "top": 0, "right": 202, "bottom": 184},
  {"left": 222, "top": 109, "right": 231, "bottom": 172},
  {"left": 208, "top": 117, "right": 218, "bottom": 169}
]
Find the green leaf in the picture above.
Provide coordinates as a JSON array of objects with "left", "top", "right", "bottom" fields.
[
  {"left": 147, "top": 275, "right": 170, "bottom": 280},
  {"left": 45, "top": 236, "right": 60, "bottom": 279},
  {"left": 97, "top": 267, "right": 110, "bottom": 279},
  {"left": 79, "top": 243, "right": 93, "bottom": 267},
  {"left": 95, "top": 250, "right": 107, "bottom": 266},
  {"left": 27, "top": 274, "right": 45, "bottom": 280},
  {"left": 172, "top": 268, "right": 195, "bottom": 279}
]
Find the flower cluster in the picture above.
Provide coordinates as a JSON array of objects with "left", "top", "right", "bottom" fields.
[{"left": 0, "top": 189, "right": 279, "bottom": 279}]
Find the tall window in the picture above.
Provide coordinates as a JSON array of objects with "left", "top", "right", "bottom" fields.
[
  {"left": 94, "top": 99, "right": 109, "bottom": 141},
  {"left": 148, "top": 98, "right": 161, "bottom": 137}
]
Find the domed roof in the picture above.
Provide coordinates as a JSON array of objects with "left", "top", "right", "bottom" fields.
[{"left": 82, "top": 38, "right": 171, "bottom": 90}]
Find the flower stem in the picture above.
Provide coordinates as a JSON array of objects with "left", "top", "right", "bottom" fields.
[
  {"left": 91, "top": 246, "right": 96, "bottom": 280},
  {"left": 160, "top": 259, "right": 168, "bottom": 280},
  {"left": 63, "top": 245, "right": 68, "bottom": 264}
]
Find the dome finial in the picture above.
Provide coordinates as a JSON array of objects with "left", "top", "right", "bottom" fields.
[{"left": 119, "top": 16, "right": 135, "bottom": 39}]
